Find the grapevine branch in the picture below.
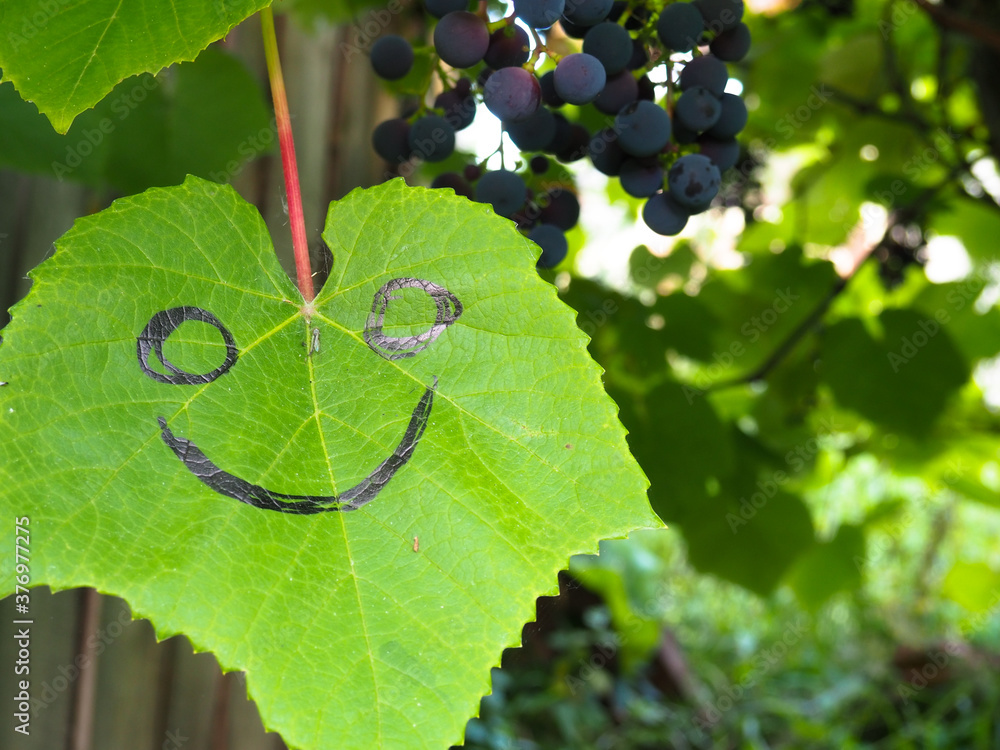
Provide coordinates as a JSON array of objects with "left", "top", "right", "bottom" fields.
[
  {"left": 913, "top": 0, "right": 1000, "bottom": 53},
  {"left": 260, "top": 7, "right": 315, "bottom": 303}
]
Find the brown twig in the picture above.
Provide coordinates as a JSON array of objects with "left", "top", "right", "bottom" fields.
[{"left": 913, "top": 0, "right": 1000, "bottom": 53}]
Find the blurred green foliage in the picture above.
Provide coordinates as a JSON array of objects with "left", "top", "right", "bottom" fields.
[{"left": 456, "top": 0, "right": 1000, "bottom": 746}]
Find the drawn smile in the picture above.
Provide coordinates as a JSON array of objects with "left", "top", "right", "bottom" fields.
[{"left": 137, "top": 279, "right": 462, "bottom": 515}]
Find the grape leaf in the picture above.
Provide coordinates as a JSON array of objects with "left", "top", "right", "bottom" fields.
[
  {"left": 0, "top": 48, "right": 272, "bottom": 194},
  {"left": 0, "top": 0, "right": 269, "bottom": 133},
  {"left": 0, "top": 176, "right": 659, "bottom": 749}
]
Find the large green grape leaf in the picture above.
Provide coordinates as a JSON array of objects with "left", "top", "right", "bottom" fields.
[
  {"left": 0, "top": 176, "right": 660, "bottom": 749},
  {"left": 0, "top": 0, "right": 269, "bottom": 133}
]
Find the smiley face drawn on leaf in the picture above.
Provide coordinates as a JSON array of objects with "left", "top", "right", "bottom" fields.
[{"left": 138, "top": 278, "right": 462, "bottom": 515}]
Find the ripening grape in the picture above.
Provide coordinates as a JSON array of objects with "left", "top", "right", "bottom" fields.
[
  {"left": 588, "top": 129, "right": 626, "bottom": 175},
  {"left": 370, "top": 36, "right": 414, "bottom": 80},
  {"left": 643, "top": 191, "right": 689, "bottom": 236},
  {"left": 593, "top": 71, "right": 639, "bottom": 114},
  {"left": 674, "top": 86, "right": 722, "bottom": 132},
  {"left": 679, "top": 55, "right": 729, "bottom": 97},
  {"left": 476, "top": 170, "right": 528, "bottom": 217},
  {"left": 485, "top": 24, "right": 531, "bottom": 69},
  {"left": 710, "top": 22, "right": 751, "bottom": 62},
  {"left": 656, "top": 2, "right": 704, "bottom": 52},
  {"left": 425, "top": 0, "right": 469, "bottom": 18},
  {"left": 693, "top": 0, "right": 744, "bottom": 32},
  {"left": 408, "top": 115, "right": 456, "bottom": 162},
  {"left": 539, "top": 71, "right": 565, "bottom": 107},
  {"left": 431, "top": 172, "right": 473, "bottom": 198},
  {"left": 668, "top": 153, "right": 721, "bottom": 212},
  {"left": 554, "top": 53, "right": 607, "bottom": 105},
  {"left": 434, "top": 11, "right": 490, "bottom": 68},
  {"left": 620, "top": 158, "right": 664, "bottom": 198},
  {"left": 616, "top": 100, "right": 671, "bottom": 157},
  {"left": 698, "top": 136, "right": 740, "bottom": 170},
  {"left": 514, "top": 0, "right": 565, "bottom": 29},
  {"left": 530, "top": 224, "right": 569, "bottom": 268},
  {"left": 562, "top": 0, "right": 615, "bottom": 27},
  {"left": 707, "top": 93, "right": 747, "bottom": 139},
  {"left": 505, "top": 108, "right": 558, "bottom": 151},
  {"left": 538, "top": 189, "right": 581, "bottom": 230},
  {"left": 435, "top": 87, "right": 477, "bottom": 131},
  {"left": 583, "top": 22, "right": 633, "bottom": 76},
  {"left": 372, "top": 118, "right": 411, "bottom": 163},
  {"left": 484, "top": 67, "right": 541, "bottom": 122}
]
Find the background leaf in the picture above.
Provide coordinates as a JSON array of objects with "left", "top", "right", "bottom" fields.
[{"left": 0, "top": 0, "right": 269, "bottom": 132}]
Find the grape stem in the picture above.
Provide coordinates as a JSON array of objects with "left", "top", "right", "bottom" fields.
[{"left": 260, "top": 7, "right": 315, "bottom": 303}]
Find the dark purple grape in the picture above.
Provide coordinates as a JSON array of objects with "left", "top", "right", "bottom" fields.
[
  {"left": 582, "top": 22, "right": 633, "bottom": 76},
  {"left": 538, "top": 189, "right": 581, "bottom": 230},
  {"left": 558, "top": 15, "right": 592, "bottom": 38},
  {"left": 697, "top": 136, "right": 741, "bottom": 170},
  {"left": 530, "top": 155, "right": 551, "bottom": 173},
  {"left": 679, "top": 55, "right": 729, "bottom": 97},
  {"left": 372, "top": 118, "right": 411, "bottom": 162},
  {"left": 431, "top": 172, "right": 473, "bottom": 198},
  {"left": 505, "top": 108, "right": 557, "bottom": 151},
  {"left": 454, "top": 77, "right": 472, "bottom": 96},
  {"left": 476, "top": 169, "right": 527, "bottom": 217},
  {"left": 693, "top": 0, "right": 744, "bottom": 33},
  {"left": 707, "top": 93, "right": 747, "bottom": 138},
  {"left": 637, "top": 74, "right": 655, "bottom": 101},
  {"left": 514, "top": 0, "right": 565, "bottom": 29},
  {"left": 674, "top": 86, "right": 722, "bottom": 132},
  {"left": 656, "top": 2, "right": 704, "bottom": 52},
  {"left": 530, "top": 224, "right": 569, "bottom": 268},
  {"left": 673, "top": 119, "right": 699, "bottom": 144},
  {"left": 627, "top": 38, "right": 649, "bottom": 70},
  {"left": 545, "top": 113, "right": 574, "bottom": 153},
  {"left": 485, "top": 24, "right": 531, "bottom": 69},
  {"left": 484, "top": 67, "right": 541, "bottom": 121},
  {"left": 555, "top": 123, "right": 591, "bottom": 162},
  {"left": 425, "top": 0, "right": 469, "bottom": 18},
  {"left": 554, "top": 53, "right": 607, "bottom": 105},
  {"left": 408, "top": 115, "right": 456, "bottom": 162},
  {"left": 563, "top": 0, "right": 614, "bottom": 27},
  {"left": 540, "top": 71, "right": 565, "bottom": 107},
  {"left": 435, "top": 88, "right": 476, "bottom": 130},
  {"left": 463, "top": 163, "right": 483, "bottom": 181},
  {"left": 588, "top": 128, "right": 626, "bottom": 175},
  {"left": 643, "top": 191, "right": 689, "bottom": 235},
  {"left": 615, "top": 100, "right": 671, "bottom": 157},
  {"left": 370, "top": 36, "right": 414, "bottom": 80},
  {"left": 434, "top": 12, "right": 490, "bottom": 68},
  {"left": 668, "top": 153, "right": 720, "bottom": 212},
  {"left": 620, "top": 158, "right": 664, "bottom": 198},
  {"left": 594, "top": 71, "right": 639, "bottom": 114},
  {"left": 710, "top": 22, "right": 751, "bottom": 62}
]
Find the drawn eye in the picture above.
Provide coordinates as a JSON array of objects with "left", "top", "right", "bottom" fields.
[
  {"left": 137, "top": 306, "right": 239, "bottom": 385},
  {"left": 364, "top": 278, "right": 463, "bottom": 361}
]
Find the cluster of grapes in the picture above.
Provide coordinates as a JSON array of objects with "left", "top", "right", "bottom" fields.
[{"left": 369, "top": 0, "right": 750, "bottom": 267}]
